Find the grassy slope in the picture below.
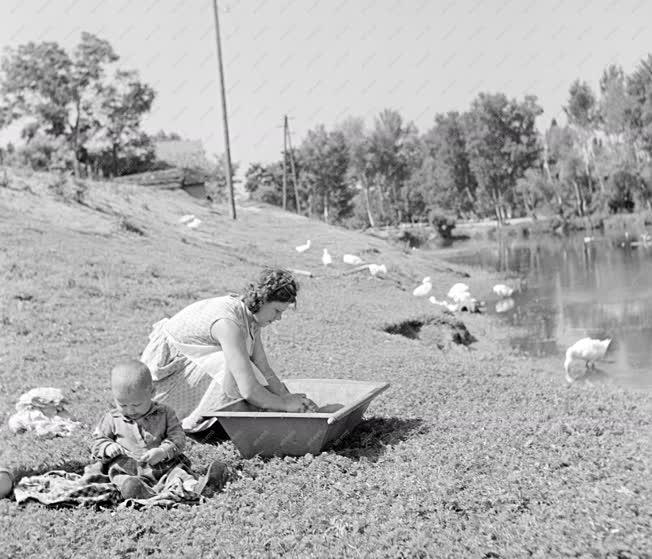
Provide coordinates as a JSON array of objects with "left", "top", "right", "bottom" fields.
[{"left": 0, "top": 169, "right": 650, "bottom": 559}]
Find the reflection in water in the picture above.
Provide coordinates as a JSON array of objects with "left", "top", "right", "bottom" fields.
[
  {"left": 495, "top": 297, "right": 515, "bottom": 313},
  {"left": 441, "top": 232, "right": 652, "bottom": 390}
]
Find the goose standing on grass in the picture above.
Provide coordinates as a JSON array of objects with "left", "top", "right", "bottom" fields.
[
  {"left": 447, "top": 282, "right": 470, "bottom": 303},
  {"left": 429, "top": 296, "right": 457, "bottom": 312},
  {"left": 368, "top": 263, "right": 387, "bottom": 276},
  {"left": 321, "top": 248, "right": 332, "bottom": 266},
  {"left": 493, "top": 283, "right": 515, "bottom": 298},
  {"left": 564, "top": 337, "right": 612, "bottom": 383},
  {"left": 413, "top": 276, "right": 432, "bottom": 297},
  {"left": 343, "top": 254, "right": 363, "bottom": 265},
  {"left": 186, "top": 218, "right": 202, "bottom": 229},
  {"left": 295, "top": 240, "right": 311, "bottom": 253},
  {"left": 179, "top": 214, "right": 195, "bottom": 224}
]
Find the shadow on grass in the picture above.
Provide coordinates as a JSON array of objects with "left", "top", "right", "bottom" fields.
[
  {"left": 326, "top": 416, "right": 427, "bottom": 462},
  {"left": 10, "top": 459, "right": 90, "bottom": 481},
  {"left": 187, "top": 416, "right": 427, "bottom": 464}
]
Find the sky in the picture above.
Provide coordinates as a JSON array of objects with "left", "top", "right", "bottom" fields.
[{"left": 0, "top": 0, "right": 651, "bottom": 174}]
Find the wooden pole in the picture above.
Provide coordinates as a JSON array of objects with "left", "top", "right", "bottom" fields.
[
  {"left": 282, "top": 115, "right": 288, "bottom": 210},
  {"left": 285, "top": 118, "right": 301, "bottom": 214},
  {"left": 212, "top": 0, "right": 236, "bottom": 220}
]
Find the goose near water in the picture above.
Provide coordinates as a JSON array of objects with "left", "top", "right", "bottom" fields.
[
  {"left": 321, "top": 248, "right": 332, "bottom": 266},
  {"left": 447, "top": 282, "right": 470, "bottom": 303},
  {"left": 564, "top": 337, "right": 612, "bottom": 383},
  {"left": 493, "top": 283, "right": 515, "bottom": 298},
  {"left": 413, "top": 277, "right": 432, "bottom": 297},
  {"left": 295, "top": 240, "right": 311, "bottom": 253},
  {"left": 343, "top": 254, "right": 363, "bottom": 265}
]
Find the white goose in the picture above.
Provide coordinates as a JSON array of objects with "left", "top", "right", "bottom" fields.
[
  {"left": 493, "top": 283, "right": 514, "bottom": 298},
  {"left": 429, "top": 296, "right": 457, "bottom": 312},
  {"left": 343, "top": 254, "right": 363, "bottom": 265},
  {"left": 368, "top": 263, "right": 387, "bottom": 276},
  {"left": 413, "top": 276, "right": 432, "bottom": 297},
  {"left": 321, "top": 248, "right": 332, "bottom": 266},
  {"left": 564, "top": 337, "right": 612, "bottom": 383},
  {"left": 179, "top": 214, "right": 195, "bottom": 224},
  {"left": 186, "top": 218, "right": 202, "bottom": 229},
  {"left": 295, "top": 240, "right": 311, "bottom": 253},
  {"left": 447, "top": 282, "right": 470, "bottom": 303}
]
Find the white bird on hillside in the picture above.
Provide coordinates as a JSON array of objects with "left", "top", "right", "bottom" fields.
[
  {"left": 186, "top": 218, "right": 202, "bottom": 229},
  {"left": 583, "top": 236, "right": 595, "bottom": 244},
  {"left": 179, "top": 214, "right": 195, "bottom": 224},
  {"left": 564, "top": 337, "right": 612, "bottom": 383},
  {"left": 343, "top": 254, "right": 363, "bottom": 265},
  {"left": 368, "top": 263, "right": 387, "bottom": 276},
  {"left": 447, "top": 282, "right": 470, "bottom": 303},
  {"left": 429, "top": 296, "right": 457, "bottom": 312},
  {"left": 493, "top": 283, "right": 515, "bottom": 298},
  {"left": 413, "top": 276, "right": 432, "bottom": 297},
  {"left": 295, "top": 240, "right": 311, "bottom": 253},
  {"left": 321, "top": 248, "right": 332, "bottom": 266}
]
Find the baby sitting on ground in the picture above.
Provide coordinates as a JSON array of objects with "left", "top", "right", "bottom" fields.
[{"left": 91, "top": 359, "right": 226, "bottom": 500}]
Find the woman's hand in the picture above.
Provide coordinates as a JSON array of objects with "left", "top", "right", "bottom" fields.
[{"left": 283, "top": 393, "right": 319, "bottom": 413}]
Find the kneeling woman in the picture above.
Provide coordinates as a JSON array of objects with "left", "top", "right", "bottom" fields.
[{"left": 141, "top": 267, "right": 317, "bottom": 432}]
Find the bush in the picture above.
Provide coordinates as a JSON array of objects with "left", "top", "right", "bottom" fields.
[
  {"left": 427, "top": 209, "right": 456, "bottom": 239},
  {"left": 606, "top": 170, "right": 639, "bottom": 213}
]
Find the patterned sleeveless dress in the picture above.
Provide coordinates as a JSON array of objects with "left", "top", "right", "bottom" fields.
[{"left": 140, "top": 295, "right": 260, "bottom": 429}]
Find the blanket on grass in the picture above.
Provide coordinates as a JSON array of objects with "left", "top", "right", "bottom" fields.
[{"left": 13, "top": 464, "right": 203, "bottom": 509}]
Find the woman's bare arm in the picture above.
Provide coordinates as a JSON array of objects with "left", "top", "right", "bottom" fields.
[
  {"left": 210, "top": 320, "right": 306, "bottom": 411},
  {"left": 251, "top": 330, "right": 289, "bottom": 396}
]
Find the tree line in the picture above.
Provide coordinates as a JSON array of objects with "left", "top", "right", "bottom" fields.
[
  {"left": 1, "top": 33, "right": 651, "bottom": 228},
  {"left": 245, "top": 56, "right": 652, "bottom": 228}
]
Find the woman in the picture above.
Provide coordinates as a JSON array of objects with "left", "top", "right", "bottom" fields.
[{"left": 140, "top": 267, "right": 317, "bottom": 432}]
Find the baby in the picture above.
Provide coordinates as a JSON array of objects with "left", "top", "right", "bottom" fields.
[{"left": 91, "top": 359, "right": 226, "bottom": 500}]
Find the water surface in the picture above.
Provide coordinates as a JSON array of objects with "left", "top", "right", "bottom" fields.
[{"left": 439, "top": 231, "right": 652, "bottom": 390}]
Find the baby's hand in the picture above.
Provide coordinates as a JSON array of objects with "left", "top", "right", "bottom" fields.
[
  {"left": 105, "top": 443, "right": 125, "bottom": 459},
  {"left": 140, "top": 447, "right": 168, "bottom": 465}
]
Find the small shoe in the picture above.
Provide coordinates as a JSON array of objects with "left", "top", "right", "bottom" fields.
[
  {"left": 195, "top": 461, "right": 228, "bottom": 497},
  {"left": 120, "top": 476, "right": 154, "bottom": 500}
]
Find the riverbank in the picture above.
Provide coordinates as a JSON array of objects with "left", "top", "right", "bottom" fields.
[{"left": 1, "top": 169, "right": 650, "bottom": 558}]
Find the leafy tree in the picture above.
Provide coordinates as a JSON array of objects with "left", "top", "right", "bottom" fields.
[
  {"left": 625, "top": 54, "right": 652, "bottom": 160},
  {"left": 335, "top": 117, "right": 376, "bottom": 226},
  {"left": 367, "top": 109, "right": 416, "bottom": 224},
  {"left": 90, "top": 69, "right": 155, "bottom": 176},
  {"left": 422, "top": 111, "right": 477, "bottom": 218},
  {"left": 463, "top": 93, "right": 542, "bottom": 223},
  {"left": 0, "top": 33, "right": 153, "bottom": 176},
  {"left": 299, "top": 125, "right": 351, "bottom": 222}
]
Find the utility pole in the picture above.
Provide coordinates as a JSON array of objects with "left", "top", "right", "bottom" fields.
[
  {"left": 212, "top": 0, "right": 236, "bottom": 220},
  {"left": 282, "top": 115, "right": 288, "bottom": 210},
  {"left": 285, "top": 118, "right": 301, "bottom": 214}
]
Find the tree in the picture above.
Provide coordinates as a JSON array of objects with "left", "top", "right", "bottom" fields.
[
  {"left": 463, "top": 93, "right": 543, "bottom": 223},
  {"left": 422, "top": 111, "right": 477, "bottom": 218},
  {"left": 335, "top": 117, "right": 376, "bottom": 226},
  {"left": 90, "top": 69, "right": 155, "bottom": 176},
  {"left": 0, "top": 33, "right": 154, "bottom": 176},
  {"left": 625, "top": 54, "right": 652, "bottom": 160},
  {"left": 367, "top": 109, "right": 416, "bottom": 224},
  {"left": 299, "top": 125, "right": 351, "bottom": 222}
]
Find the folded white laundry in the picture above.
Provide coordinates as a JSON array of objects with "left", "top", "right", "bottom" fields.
[{"left": 8, "top": 387, "right": 82, "bottom": 437}]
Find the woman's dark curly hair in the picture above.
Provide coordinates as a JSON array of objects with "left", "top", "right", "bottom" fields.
[{"left": 241, "top": 267, "right": 299, "bottom": 313}]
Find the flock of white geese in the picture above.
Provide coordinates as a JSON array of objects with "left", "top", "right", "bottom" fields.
[{"left": 297, "top": 238, "right": 612, "bottom": 384}]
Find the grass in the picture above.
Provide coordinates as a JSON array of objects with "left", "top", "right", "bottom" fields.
[{"left": 0, "top": 168, "right": 650, "bottom": 558}]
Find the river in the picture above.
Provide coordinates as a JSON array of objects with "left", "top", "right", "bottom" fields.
[{"left": 438, "top": 230, "right": 652, "bottom": 391}]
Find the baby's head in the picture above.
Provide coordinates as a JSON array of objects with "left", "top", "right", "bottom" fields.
[{"left": 111, "top": 359, "right": 154, "bottom": 420}]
